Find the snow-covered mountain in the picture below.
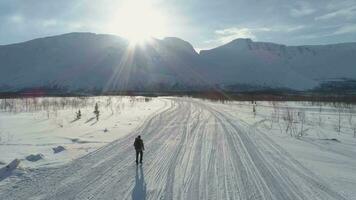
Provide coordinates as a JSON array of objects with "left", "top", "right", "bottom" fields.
[
  {"left": 200, "top": 38, "right": 356, "bottom": 90},
  {"left": 0, "top": 33, "right": 203, "bottom": 92},
  {"left": 1, "top": 33, "right": 356, "bottom": 92}
]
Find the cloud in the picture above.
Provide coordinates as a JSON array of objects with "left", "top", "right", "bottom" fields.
[
  {"left": 334, "top": 24, "right": 356, "bottom": 34},
  {"left": 8, "top": 14, "right": 24, "bottom": 23},
  {"left": 214, "top": 28, "right": 257, "bottom": 43},
  {"left": 290, "top": 1, "right": 315, "bottom": 17},
  {"left": 201, "top": 27, "right": 258, "bottom": 49},
  {"left": 0, "top": 0, "right": 355, "bottom": 48},
  {"left": 270, "top": 25, "right": 306, "bottom": 32},
  {"left": 210, "top": 25, "right": 305, "bottom": 45},
  {"left": 315, "top": 5, "right": 356, "bottom": 20},
  {"left": 42, "top": 19, "right": 58, "bottom": 27},
  {"left": 325, "top": 0, "right": 356, "bottom": 10},
  {"left": 294, "top": 23, "right": 356, "bottom": 40},
  {"left": 212, "top": 27, "right": 274, "bottom": 44}
]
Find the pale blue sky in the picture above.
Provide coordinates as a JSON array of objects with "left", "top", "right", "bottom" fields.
[{"left": 0, "top": 0, "right": 356, "bottom": 49}]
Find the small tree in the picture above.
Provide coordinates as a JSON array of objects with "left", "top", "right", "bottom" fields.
[
  {"left": 76, "top": 109, "right": 81, "bottom": 119},
  {"left": 94, "top": 103, "right": 100, "bottom": 121}
]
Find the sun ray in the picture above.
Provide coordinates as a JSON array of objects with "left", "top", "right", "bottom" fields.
[{"left": 103, "top": 42, "right": 136, "bottom": 93}]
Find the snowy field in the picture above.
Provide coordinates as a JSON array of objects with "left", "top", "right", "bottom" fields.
[
  {"left": 0, "top": 96, "right": 356, "bottom": 199},
  {"left": 0, "top": 96, "right": 166, "bottom": 169}
]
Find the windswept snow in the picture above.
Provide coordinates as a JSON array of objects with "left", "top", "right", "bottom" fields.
[{"left": 1, "top": 97, "right": 355, "bottom": 199}]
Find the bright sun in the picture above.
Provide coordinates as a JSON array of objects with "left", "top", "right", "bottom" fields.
[{"left": 109, "top": 1, "right": 169, "bottom": 43}]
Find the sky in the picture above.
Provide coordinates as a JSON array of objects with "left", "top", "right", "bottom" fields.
[{"left": 0, "top": 0, "right": 356, "bottom": 50}]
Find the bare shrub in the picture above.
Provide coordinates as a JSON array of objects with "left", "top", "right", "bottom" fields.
[
  {"left": 271, "top": 102, "right": 280, "bottom": 122},
  {"left": 282, "top": 107, "right": 298, "bottom": 137},
  {"left": 269, "top": 101, "right": 281, "bottom": 129},
  {"left": 297, "top": 111, "right": 307, "bottom": 138},
  {"left": 348, "top": 106, "right": 356, "bottom": 137}
]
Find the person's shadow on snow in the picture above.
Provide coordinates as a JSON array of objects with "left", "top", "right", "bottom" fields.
[{"left": 132, "top": 165, "right": 146, "bottom": 200}]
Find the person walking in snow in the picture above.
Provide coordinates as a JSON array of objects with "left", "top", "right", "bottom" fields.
[{"left": 134, "top": 135, "right": 145, "bottom": 164}]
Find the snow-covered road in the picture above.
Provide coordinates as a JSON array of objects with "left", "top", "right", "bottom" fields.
[{"left": 0, "top": 98, "right": 348, "bottom": 200}]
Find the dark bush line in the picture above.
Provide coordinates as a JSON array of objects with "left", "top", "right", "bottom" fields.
[
  {"left": 1, "top": 90, "right": 355, "bottom": 103},
  {"left": 183, "top": 91, "right": 356, "bottom": 103}
]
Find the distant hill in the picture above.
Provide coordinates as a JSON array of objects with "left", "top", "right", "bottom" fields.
[{"left": 1, "top": 32, "right": 356, "bottom": 93}]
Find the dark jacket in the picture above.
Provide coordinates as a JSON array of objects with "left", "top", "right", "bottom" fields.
[{"left": 134, "top": 138, "right": 144, "bottom": 151}]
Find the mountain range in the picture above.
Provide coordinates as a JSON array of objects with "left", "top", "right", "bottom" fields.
[{"left": 1, "top": 32, "right": 356, "bottom": 93}]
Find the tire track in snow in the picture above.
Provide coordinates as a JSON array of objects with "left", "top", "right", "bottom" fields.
[{"left": 197, "top": 100, "right": 347, "bottom": 200}]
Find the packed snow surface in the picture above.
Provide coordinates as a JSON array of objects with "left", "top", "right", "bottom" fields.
[{"left": 0, "top": 97, "right": 356, "bottom": 199}]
